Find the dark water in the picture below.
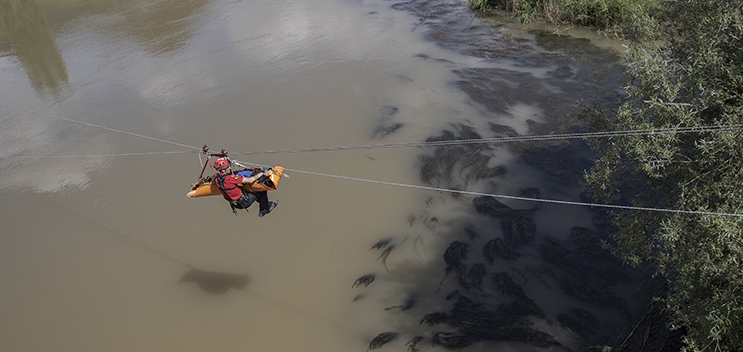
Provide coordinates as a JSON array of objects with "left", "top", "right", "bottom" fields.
[
  {"left": 348, "top": 1, "right": 637, "bottom": 352},
  {"left": 0, "top": 0, "right": 632, "bottom": 351}
]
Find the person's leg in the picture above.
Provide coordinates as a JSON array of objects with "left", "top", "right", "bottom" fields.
[
  {"left": 257, "top": 192, "right": 278, "bottom": 217},
  {"left": 254, "top": 191, "right": 270, "bottom": 212},
  {"left": 236, "top": 192, "right": 257, "bottom": 210}
]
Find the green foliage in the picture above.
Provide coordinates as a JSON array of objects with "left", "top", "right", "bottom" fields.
[
  {"left": 580, "top": 0, "right": 743, "bottom": 350},
  {"left": 514, "top": 0, "right": 541, "bottom": 23},
  {"left": 468, "top": 0, "right": 660, "bottom": 35},
  {"left": 469, "top": 0, "right": 500, "bottom": 10}
]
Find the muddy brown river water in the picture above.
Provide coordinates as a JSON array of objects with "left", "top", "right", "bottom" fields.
[{"left": 1, "top": 0, "right": 636, "bottom": 351}]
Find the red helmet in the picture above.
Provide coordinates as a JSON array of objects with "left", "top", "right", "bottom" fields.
[{"left": 214, "top": 158, "right": 231, "bottom": 171}]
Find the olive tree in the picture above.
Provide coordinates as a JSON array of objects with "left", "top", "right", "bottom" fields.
[{"left": 580, "top": 0, "right": 743, "bottom": 350}]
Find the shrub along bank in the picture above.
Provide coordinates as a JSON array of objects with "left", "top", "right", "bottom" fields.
[
  {"left": 469, "top": 0, "right": 659, "bottom": 35},
  {"left": 578, "top": 0, "right": 743, "bottom": 350},
  {"left": 474, "top": 0, "right": 743, "bottom": 351}
]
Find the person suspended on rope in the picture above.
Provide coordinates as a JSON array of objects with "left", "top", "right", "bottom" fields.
[{"left": 213, "top": 157, "right": 278, "bottom": 217}]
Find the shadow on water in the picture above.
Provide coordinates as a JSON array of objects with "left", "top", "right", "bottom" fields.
[
  {"left": 0, "top": 0, "right": 68, "bottom": 100},
  {"left": 179, "top": 268, "right": 251, "bottom": 294},
  {"left": 355, "top": 1, "right": 638, "bottom": 351},
  {"left": 0, "top": 0, "right": 213, "bottom": 100}
]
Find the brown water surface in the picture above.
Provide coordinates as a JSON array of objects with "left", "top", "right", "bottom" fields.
[{"left": 0, "top": 0, "right": 630, "bottom": 351}]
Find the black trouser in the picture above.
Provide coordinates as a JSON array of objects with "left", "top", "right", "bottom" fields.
[{"left": 234, "top": 190, "right": 269, "bottom": 211}]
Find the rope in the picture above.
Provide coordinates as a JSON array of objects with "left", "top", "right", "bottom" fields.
[
  {"left": 5, "top": 122, "right": 741, "bottom": 159},
  {"left": 5, "top": 103, "right": 742, "bottom": 157},
  {"left": 0, "top": 151, "right": 198, "bottom": 158},
  {"left": 235, "top": 160, "right": 743, "bottom": 218},
  {"left": 6, "top": 104, "right": 742, "bottom": 217},
  {"left": 230, "top": 124, "right": 743, "bottom": 156},
  {"left": 1, "top": 104, "right": 202, "bottom": 151}
]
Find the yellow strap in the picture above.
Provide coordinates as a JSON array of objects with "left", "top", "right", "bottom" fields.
[{"left": 232, "top": 160, "right": 250, "bottom": 169}]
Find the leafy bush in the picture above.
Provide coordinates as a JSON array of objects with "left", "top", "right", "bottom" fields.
[
  {"left": 580, "top": 0, "right": 743, "bottom": 350},
  {"left": 469, "top": 0, "right": 660, "bottom": 35}
]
